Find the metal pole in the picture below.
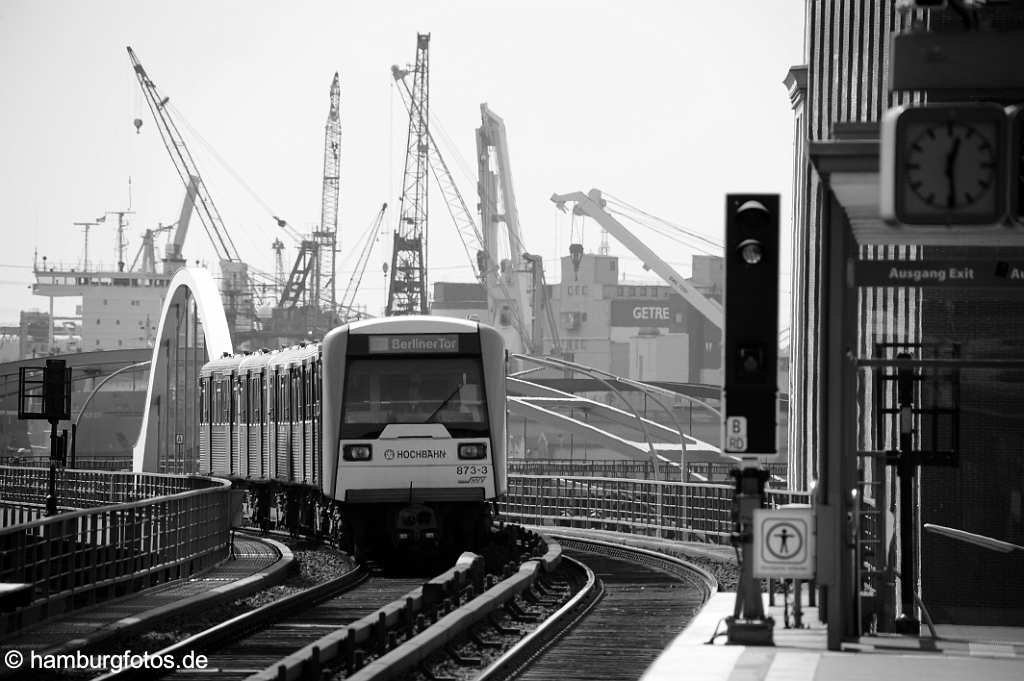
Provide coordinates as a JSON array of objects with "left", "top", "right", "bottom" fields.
[{"left": 894, "top": 351, "right": 920, "bottom": 634}]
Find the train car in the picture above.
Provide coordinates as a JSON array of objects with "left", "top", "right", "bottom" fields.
[
  {"left": 322, "top": 315, "right": 507, "bottom": 559},
  {"left": 198, "top": 315, "right": 507, "bottom": 562}
]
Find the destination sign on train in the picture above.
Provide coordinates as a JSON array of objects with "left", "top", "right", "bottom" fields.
[{"left": 368, "top": 334, "right": 460, "bottom": 353}]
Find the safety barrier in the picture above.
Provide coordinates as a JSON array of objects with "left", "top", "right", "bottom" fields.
[
  {"left": 0, "top": 467, "right": 232, "bottom": 634},
  {"left": 510, "top": 459, "right": 789, "bottom": 484},
  {"left": 0, "top": 466, "right": 209, "bottom": 514},
  {"left": 501, "top": 474, "right": 810, "bottom": 543}
]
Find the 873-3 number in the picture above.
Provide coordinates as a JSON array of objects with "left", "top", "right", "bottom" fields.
[{"left": 457, "top": 465, "right": 488, "bottom": 476}]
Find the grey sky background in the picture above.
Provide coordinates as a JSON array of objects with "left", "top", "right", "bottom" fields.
[{"left": 0, "top": 0, "right": 804, "bottom": 331}]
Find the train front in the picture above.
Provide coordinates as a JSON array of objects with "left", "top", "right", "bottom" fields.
[{"left": 320, "top": 316, "right": 507, "bottom": 562}]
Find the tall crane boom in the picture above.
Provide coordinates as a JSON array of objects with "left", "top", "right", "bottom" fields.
[
  {"left": 476, "top": 104, "right": 534, "bottom": 353},
  {"left": 313, "top": 72, "right": 341, "bottom": 318},
  {"left": 386, "top": 33, "right": 431, "bottom": 316},
  {"left": 128, "top": 46, "right": 254, "bottom": 332},
  {"left": 127, "top": 47, "right": 239, "bottom": 264},
  {"left": 391, "top": 70, "right": 533, "bottom": 352},
  {"left": 551, "top": 189, "right": 724, "bottom": 328}
]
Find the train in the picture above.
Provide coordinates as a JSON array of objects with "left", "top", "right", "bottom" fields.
[{"left": 198, "top": 315, "right": 508, "bottom": 561}]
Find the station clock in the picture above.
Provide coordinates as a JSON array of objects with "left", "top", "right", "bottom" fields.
[
  {"left": 1010, "top": 105, "right": 1024, "bottom": 227},
  {"left": 881, "top": 103, "right": 1009, "bottom": 226}
]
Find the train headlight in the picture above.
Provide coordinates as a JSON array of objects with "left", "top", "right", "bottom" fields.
[
  {"left": 343, "top": 444, "right": 372, "bottom": 461},
  {"left": 458, "top": 443, "right": 486, "bottom": 460}
]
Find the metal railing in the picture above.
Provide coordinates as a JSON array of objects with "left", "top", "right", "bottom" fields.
[
  {"left": 0, "top": 466, "right": 208, "bottom": 514},
  {"left": 0, "top": 466, "right": 233, "bottom": 633},
  {"left": 510, "top": 459, "right": 789, "bottom": 483},
  {"left": 501, "top": 473, "right": 810, "bottom": 543}
]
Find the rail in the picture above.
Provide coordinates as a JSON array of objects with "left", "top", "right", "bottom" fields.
[
  {"left": 501, "top": 473, "right": 809, "bottom": 542},
  {"left": 0, "top": 467, "right": 233, "bottom": 634}
]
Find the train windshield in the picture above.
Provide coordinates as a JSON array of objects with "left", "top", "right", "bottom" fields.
[{"left": 341, "top": 356, "right": 489, "bottom": 438}]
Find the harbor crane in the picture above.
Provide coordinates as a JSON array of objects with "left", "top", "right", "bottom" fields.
[
  {"left": 130, "top": 176, "right": 198, "bottom": 274},
  {"left": 313, "top": 72, "right": 341, "bottom": 318},
  {"left": 551, "top": 189, "right": 724, "bottom": 329},
  {"left": 277, "top": 72, "right": 342, "bottom": 322},
  {"left": 128, "top": 46, "right": 255, "bottom": 332},
  {"left": 386, "top": 33, "right": 431, "bottom": 316},
  {"left": 390, "top": 43, "right": 537, "bottom": 353}
]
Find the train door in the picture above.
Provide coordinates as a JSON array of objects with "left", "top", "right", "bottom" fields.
[
  {"left": 258, "top": 371, "right": 267, "bottom": 478},
  {"left": 276, "top": 370, "right": 290, "bottom": 480},
  {"left": 310, "top": 359, "right": 319, "bottom": 486},
  {"left": 231, "top": 373, "right": 241, "bottom": 475},
  {"left": 199, "top": 376, "right": 210, "bottom": 473}
]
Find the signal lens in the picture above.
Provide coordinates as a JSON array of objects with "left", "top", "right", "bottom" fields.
[
  {"left": 343, "top": 444, "right": 372, "bottom": 461},
  {"left": 458, "top": 443, "right": 486, "bottom": 460},
  {"left": 738, "top": 239, "right": 764, "bottom": 265}
]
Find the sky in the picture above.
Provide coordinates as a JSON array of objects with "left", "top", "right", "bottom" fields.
[{"left": 0, "top": 0, "right": 805, "bottom": 332}]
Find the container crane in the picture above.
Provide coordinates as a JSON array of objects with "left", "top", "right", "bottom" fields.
[
  {"left": 386, "top": 33, "right": 431, "bottom": 316},
  {"left": 127, "top": 46, "right": 255, "bottom": 332}
]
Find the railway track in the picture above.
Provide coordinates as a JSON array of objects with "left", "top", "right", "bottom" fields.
[
  {"left": 477, "top": 536, "right": 716, "bottom": 681},
  {"left": 168, "top": 573, "right": 423, "bottom": 681},
  {"left": 90, "top": 525, "right": 553, "bottom": 681}
]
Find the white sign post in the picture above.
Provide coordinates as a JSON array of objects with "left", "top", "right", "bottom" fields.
[{"left": 752, "top": 507, "right": 816, "bottom": 579}]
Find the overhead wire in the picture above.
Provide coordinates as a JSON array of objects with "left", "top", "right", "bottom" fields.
[
  {"left": 166, "top": 102, "right": 299, "bottom": 252},
  {"left": 604, "top": 192, "right": 722, "bottom": 251}
]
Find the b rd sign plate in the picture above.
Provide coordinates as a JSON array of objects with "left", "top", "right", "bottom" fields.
[{"left": 752, "top": 507, "right": 815, "bottom": 579}]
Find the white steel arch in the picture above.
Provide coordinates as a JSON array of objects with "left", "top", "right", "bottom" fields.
[{"left": 133, "top": 268, "right": 232, "bottom": 473}]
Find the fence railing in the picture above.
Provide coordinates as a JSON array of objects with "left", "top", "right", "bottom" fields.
[
  {"left": 0, "top": 466, "right": 233, "bottom": 634},
  {"left": 509, "top": 459, "right": 789, "bottom": 484},
  {"left": 500, "top": 473, "right": 810, "bottom": 543}
]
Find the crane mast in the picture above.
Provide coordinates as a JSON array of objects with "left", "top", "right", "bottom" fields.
[
  {"left": 127, "top": 46, "right": 254, "bottom": 332},
  {"left": 386, "top": 33, "right": 431, "bottom": 316},
  {"left": 476, "top": 104, "right": 536, "bottom": 353},
  {"left": 390, "top": 71, "right": 534, "bottom": 352},
  {"left": 314, "top": 72, "right": 341, "bottom": 319}
]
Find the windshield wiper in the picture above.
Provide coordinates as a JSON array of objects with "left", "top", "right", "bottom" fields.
[{"left": 424, "top": 386, "right": 462, "bottom": 423}]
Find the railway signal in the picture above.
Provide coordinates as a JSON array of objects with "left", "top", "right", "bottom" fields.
[{"left": 723, "top": 194, "right": 780, "bottom": 459}]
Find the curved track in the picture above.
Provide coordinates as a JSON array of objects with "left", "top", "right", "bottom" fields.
[{"left": 508, "top": 540, "right": 710, "bottom": 681}]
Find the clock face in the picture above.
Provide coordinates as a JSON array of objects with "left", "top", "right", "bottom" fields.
[
  {"left": 905, "top": 121, "right": 997, "bottom": 210},
  {"left": 881, "top": 103, "right": 1010, "bottom": 228},
  {"left": 894, "top": 112, "right": 1006, "bottom": 225}
]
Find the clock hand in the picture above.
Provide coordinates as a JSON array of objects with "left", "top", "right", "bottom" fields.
[{"left": 945, "top": 137, "right": 961, "bottom": 208}]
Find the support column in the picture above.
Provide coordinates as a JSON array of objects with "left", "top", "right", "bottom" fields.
[{"left": 819, "top": 192, "right": 859, "bottom": 650}]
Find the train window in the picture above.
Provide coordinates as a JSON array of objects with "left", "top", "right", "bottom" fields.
[
  {"left": 240, "top": 375, "right": 248, "bottom": 424},
  {"left": 268, "top": 373, "right": 276, "bottom": 420},
  {"left": 340, "top": 357, "right": 489, "bottom": 438}
]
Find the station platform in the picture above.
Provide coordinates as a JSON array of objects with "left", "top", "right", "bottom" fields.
[
  {"left": 0, "top": 534, "right": 291, "bottom": 660},
  {"left": 642, "top": 587, "right": 1024, "bottom": 681}
]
